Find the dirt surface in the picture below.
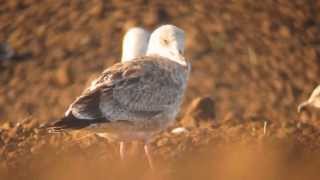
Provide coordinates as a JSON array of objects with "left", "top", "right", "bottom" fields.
[{"left": 1, "top": 0, "right": 320, "bottom": 179}]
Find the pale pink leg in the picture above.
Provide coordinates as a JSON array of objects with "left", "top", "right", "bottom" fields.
[
  {"left": 120, "top": 141, "right": 125, "bottom": 160},
  {"left": 144, "top": 144, "right": 154, "bottom": 171}
]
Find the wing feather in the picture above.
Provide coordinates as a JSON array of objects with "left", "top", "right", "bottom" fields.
[{"left": 67, "top": 56, "right": 187, "bottom": 122}]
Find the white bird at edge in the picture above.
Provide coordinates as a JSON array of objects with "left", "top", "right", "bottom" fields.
[
  {"left": 47, "top": 24, "right": 191, "bottom": 170},
  {"left": 298, "top": 85, "right": 320, "bottom": 113}
]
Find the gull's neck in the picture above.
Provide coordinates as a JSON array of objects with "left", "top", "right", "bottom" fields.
[{"left": 147, "top": 50, "right": 187, "bottom": 66}]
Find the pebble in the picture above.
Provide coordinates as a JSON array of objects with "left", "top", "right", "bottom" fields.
[
  {"left": 88, "top": 4, "right": 104, "bottom": 17},
  {"left": 54, "top": 63, "right": 71, "bottom": 86},
  {"left": 1, "top": 122, "right": 14, "bottom": 130},
  {"left": 171, "top": 127, "right": 189, "bottom": 135},
  {"left": 156, "top": 137, "right": 169, "bottom": 147},
  {"left": 181, "top": 97, "right": 215, "bottom": 128},
  {"left": 0, "top": 43, "right": 15, "bottom": 61},
  {"left": 278, "top": 26, "right": 291, "bottom": 38},
  {"left": 302, "top": 128, "right": 313, "bottom": 136}
]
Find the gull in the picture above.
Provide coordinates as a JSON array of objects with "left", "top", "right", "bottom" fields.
[
  {"left": 96, "top": 27, "right": 150, "bottom": 157},
  {"left": 121, "top": 27, "right": 150, "bottom": 62},
  {"left": 47, "top": 24, "right": 190, "bottom": 170},
  {"left": 298, "top": 85, "right": 320, "bottom": 113}
]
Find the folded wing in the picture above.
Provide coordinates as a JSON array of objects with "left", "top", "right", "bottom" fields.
[{"left": 65, "top": 57, "right": 185, "bottom": 124}]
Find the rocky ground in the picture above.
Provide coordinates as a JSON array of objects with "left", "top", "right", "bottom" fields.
[{"left": 1, "top": 0, "right": 320, "bottom": 179}]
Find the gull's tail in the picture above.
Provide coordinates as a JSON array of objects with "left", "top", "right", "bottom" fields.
[{"left": 45, "top": 114, "right": 107, "bottom": 133}]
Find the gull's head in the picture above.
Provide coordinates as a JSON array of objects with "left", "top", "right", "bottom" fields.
[
  {"left": 121, "top": 27, "right": 150, "bottom": 62},
  {"left": 147, "top": 25, "right": 186, "bottom": 65}
]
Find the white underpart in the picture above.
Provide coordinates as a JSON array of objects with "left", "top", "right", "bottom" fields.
[
  {"left": 121, "top": 27, "right": 150, "bottom": 62},
  {"left": 147, "top": 25, "right": 187, "bottom": 66}
]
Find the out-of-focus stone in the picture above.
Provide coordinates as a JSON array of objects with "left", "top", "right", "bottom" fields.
[
  {"left": 8, "top": 30, "right": 25, "bottom": 49},
  {"left": 181, "top": 97, "right": 215, "bottom": 128},
  {"left": 123, "top": 20, "right": 139, "bottom": 32},
  {"left": 171, "top": 127, "right": 189, "bottom": 135},
  {"left": 1, "top": 122, "right": 14, "bottom": 130},
  {"left": 88, "top": 3, "right": 104, "bottom": 17},
  {"left": 278, "top": 26, "right": 290, "bottom": 38},
  {"left": 35, "top": 25, "right": 47, "bottom": 37},
  {"left": 54, "top": 63, "right": 72, "bottom": 86},
  {"left": 0, "top": 43, "right": 15, "bottom": 61},
  {"left": 7, "top": 123, "right": 22, "bottom": 139},
  {"left": 156, "top": 137, "right": 169, "bottom": 147}
]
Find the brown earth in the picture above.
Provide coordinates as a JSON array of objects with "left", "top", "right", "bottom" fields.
[{"left": 1, "top": 0, "right": 320, "bottom": 179}]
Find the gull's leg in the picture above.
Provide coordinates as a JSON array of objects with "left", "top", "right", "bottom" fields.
[
  {"left": 120, "top": 141, "right": 125, "bottom": 160},
  {"left": 144, "top": 144, "right": 155, "bottom": 171}
]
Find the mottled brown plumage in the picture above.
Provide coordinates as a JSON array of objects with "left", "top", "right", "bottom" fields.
[
  {"left": 48, "top": 24, "right": 189, "bottom": 170},
  {"left": 51, "top": 55, "right": 190, "bottom": 142}
]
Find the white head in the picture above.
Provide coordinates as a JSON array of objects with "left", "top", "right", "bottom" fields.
[
  {"left": 147, "top": 25, "right": 186, "bottom": 65},
  {"left": 121, "top": 27, "right": 150, "bottom": 62}
]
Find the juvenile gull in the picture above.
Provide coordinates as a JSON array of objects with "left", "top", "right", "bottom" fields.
[
  {"left": 121, "top": 27, "right": 150, "bottom": 62},
  {"left": 48, "top": 25, "right": 190, "bottom": 169},
  {"left": 100, "top": 27, "right": 150, "bottom": 160}
]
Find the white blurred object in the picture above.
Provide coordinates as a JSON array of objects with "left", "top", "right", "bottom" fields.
[
  {"left": 121, "top": 27, "right": 150, "bottom": 62},
  {"left": 298, "top": 85, "right": 320, "bottom": 113},
  {"left": 171, "top": 127, "right": 189, "bottom": 134}
]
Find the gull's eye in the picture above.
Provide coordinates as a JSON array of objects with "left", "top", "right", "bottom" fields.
[{"left": 163, "top": 39, "right": 169, "bottom": 45}]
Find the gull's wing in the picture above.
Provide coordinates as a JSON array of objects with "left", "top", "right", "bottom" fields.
[{"left": 65, "top": 56, "right": 185, "bottom": 123}]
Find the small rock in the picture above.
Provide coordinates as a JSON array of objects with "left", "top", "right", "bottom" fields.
[
  {"left": 171, "top": 127, "right": 189, "bottom": 135},
  {"left": 123, "top": 20, "right": 139, "bottom": 32},
  {"left": 22, "top": 117, "right": 38, "bottom": 130},
  {"left": 156, "top": 137, "right": 169, "bottom": 147},
  {"left": 278, "top": 26, "right": 290, "bottom": 38},
  {"left": 0, "top": 43, "right": 15, "bottom": 61},
  {"left": 7, "top": 124, "right": 22, "bottom": 139},
  {"left": 51, "top": 48, "right": 67, "bottom": 60},
  {"left": 181, "top": 97, "right": 215, "bottom": 128},
  {"left": 281, "top": 121, "right": 293, "bottom": 128},
  {"left": 302, "top": 127, "right": 313, "bottom": 136},
  {"left": 35, "top": 25, "right": 47, "bottom": 37},
  {"left": 285, "top": 127, "right": 297, "bottom": 134},
  {"left": 1, "top": 122, "right": 14, "bottom": 130},
  {"left": 144, "top": 7, "right": 169, "bottom": 27},
  {"left": 30, "top": 142, "right": 45, "bottom": 154},
  {"left": 88, "top": 4, "right": 104, "bottom": 17},
  {"left": 54, "top": 63, "right": 72, "bottom": 86}
]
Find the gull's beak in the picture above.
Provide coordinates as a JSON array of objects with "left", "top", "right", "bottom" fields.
[
  {"left": 175, "top": 49, "right": 186, "bottom": 61},
  {"left": 297, "top": 101, "right": 310, "bottom": 113},
  {"left": 175, "top": 49, "right": 191, "bottom": 71},
  {"left": 177, "top": 52, "right": 189, "bottom": 67},
  {"left": 178, "top": 52, "right": 186, "bottom": 61}
]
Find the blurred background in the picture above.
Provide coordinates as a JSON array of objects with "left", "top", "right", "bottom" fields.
[{"left": 1, "top": 0, "right": 320, "bottom": 179}]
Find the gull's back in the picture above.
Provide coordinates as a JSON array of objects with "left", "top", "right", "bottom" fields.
[
  {"left": 59, "top": 56, "right": 189, "bottom": 140},
  {"left": 76, "top": 56, "right": 188, "bottom": 120}
]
